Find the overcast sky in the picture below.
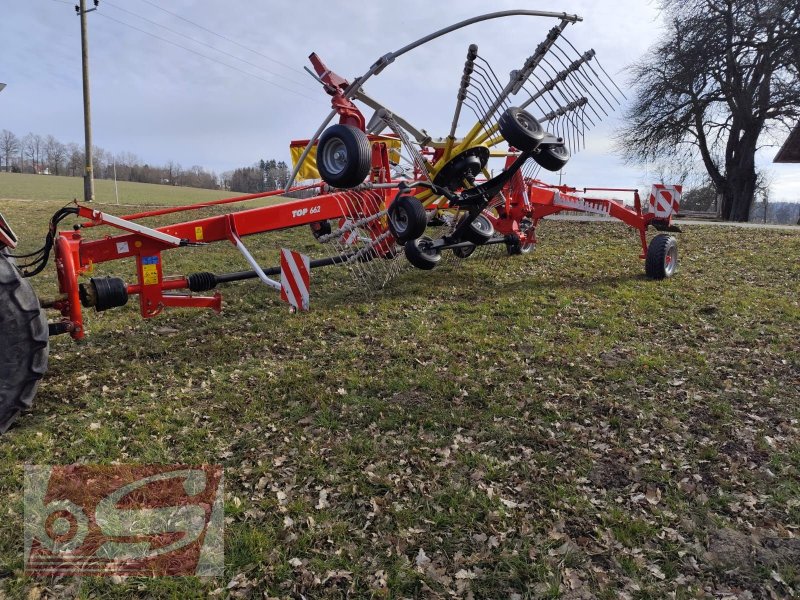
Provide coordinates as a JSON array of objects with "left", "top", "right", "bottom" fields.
[{"left": 2, "top": 0, "right": 797, "bottom": 201}]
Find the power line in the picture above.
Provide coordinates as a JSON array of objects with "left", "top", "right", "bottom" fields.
[
  {"left": 95, "top": 12, "right": 324, "bottom": 104},
  {"left": 103, "top": 0, "right": 316, "bottom": 93},
  {"left": 136, "top": 0, "right": 308, "bottom": 81}
]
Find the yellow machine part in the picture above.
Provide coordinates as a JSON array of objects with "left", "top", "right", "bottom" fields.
[{"left": 290, "top": 135, "right": 403, "bottom": 181}]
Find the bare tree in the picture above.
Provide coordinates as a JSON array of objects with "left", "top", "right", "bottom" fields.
[
  {"left": 23, "top": 133, "right": 44, "bottom": 173},
  {"left": 66, "top": 143, "right": 84, "bottom": 177},
  {"left": 0, "top": 130, "right": 20, "bottom": 172},
  {"left": 618, "top": 0, "right": 800, "bottom": 221},
  {"left": 44, "top": 135, "right": 67, "bottom": 176}
]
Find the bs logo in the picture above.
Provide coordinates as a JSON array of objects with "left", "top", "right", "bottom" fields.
[{"left": 24, "top": 465, "right": 224, "bottom": 576}]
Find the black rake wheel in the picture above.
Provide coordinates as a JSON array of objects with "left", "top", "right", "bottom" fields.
[
  {"left": 316, "top": 124, "right": 372, "bottom": 189},
  {"left": 0, "top": 252, "right": 48, "bottom": 434},
  {"left": 645, "top": 234, "right": 678, "bottom": 279},
  {"left": 404, "top": 236, "right": 441, "bottom": 270},
  {"left": 534, "top": 144, "right": 571, "bottom": 172},
  {"left": 388, "top": 195, "right": 428, "bottom": 244},
  {"left": 498, "top": 107, "right": 545, "bottom": 152},
  {"left": 460, "top": 213, "right": 495, "bottom": 245}
]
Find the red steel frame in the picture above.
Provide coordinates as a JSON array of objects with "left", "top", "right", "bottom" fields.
[
  {"left": 50, "top": 72, "right": 678, "bottom": 342},
  {"left": 52, "top": 144, "right": 397, "bottom": 340}
]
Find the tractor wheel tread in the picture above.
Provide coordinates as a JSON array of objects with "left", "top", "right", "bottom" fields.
[{"left": 0, "top": 254, "right": 48, "bottom": 434}]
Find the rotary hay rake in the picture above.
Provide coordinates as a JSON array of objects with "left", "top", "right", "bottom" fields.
[{"left": 0, "top": 10, "right": 683, "bottom": 433}]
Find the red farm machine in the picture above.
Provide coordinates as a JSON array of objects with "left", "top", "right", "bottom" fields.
[{"left": 0, "top": 10, "right": 682, "bottom": 433}]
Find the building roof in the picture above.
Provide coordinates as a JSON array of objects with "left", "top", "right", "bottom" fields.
[{"left": 774, "top": 123, "right": 800, "bottom": 163}]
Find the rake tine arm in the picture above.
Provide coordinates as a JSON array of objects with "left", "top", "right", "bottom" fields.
[
  {"left": 541, "top": 53, "right": 609, "bottom": 118},
  {"left": 560, "top": 37, "right": 626, "bottom": 101},
  {"left": 354, "top": 89, "right": 431, "bottom": 145},
  {"left": 550, "top": 44, "right": 619, "bottom": 111},
  {"left": 594, "top": 56, "right": 627, "bottom": 99},
  {"left": 475, "top": 21, "right": 571, "bottom": 132},
  {"left": 518, "top": 49, "right": 596, "bottom": 110},
  {"left": 447, "top": 44, "right": 479, "bottom": 142}
]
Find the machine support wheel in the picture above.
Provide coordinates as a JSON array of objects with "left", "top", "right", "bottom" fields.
[
  {"left": 645, "top": 234, "right": 678, "bottom": 279},
  {"left": 452, "top": 244, "right": 476, "bottom": 259},
  {"left": 388, "top": 195, "right": 427, "bottom": 243},
  {"left": 0, "top": 253, "right": 48, "bottom": 434},
  {"left": 316, "top": 124, "right": 372, "bottom": 189},
  {"left": 404, "top": 236, "right": 441, "bottom": 270},
  {"left": 534, "top": 144, "right": 571, "bottom": 172},
  {"left": 498, "top": 107, "right": 544, "bottom": 152},
  {"left": 460, "top": 214, "right": 495, "bottom": 245}
]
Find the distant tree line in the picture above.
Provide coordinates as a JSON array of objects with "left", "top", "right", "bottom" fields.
[
  {"left": 219, "top": 159, "right": 291, "bottom": 194},
  {"left": 0, "top": 128, "right": 290, "bottom": 194},
  {"left": 681, "top": 183, "right": 800, "bottom": 225}
]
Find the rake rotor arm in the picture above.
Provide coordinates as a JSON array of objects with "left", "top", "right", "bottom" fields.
[
  {"left": 286, "top": 10, "right": 582, "bottom": 191},
  {"left": 518, "top": 50, "right": 595, "bottom": 110},
  {"left": 355, "top": 90, "right": 430, "bottom": 144}
]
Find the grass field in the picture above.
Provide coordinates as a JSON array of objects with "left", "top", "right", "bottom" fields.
[
  {"left": 0, "top": 172, "right": 234, "bottom": 206},
  {"left": 0, "top": 194, "right": 798, "bottom": 599}
]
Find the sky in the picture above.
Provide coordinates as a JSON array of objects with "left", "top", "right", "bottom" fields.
[{"left": 1, "top": 0, "right": 798, "bottom": 201}]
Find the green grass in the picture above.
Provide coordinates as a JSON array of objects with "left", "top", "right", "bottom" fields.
[
  {"left": 0, "top": 195, "right": 799, "bottom": 598},
  {"left": 0, "top": 171, "right": 234, "bottom": 206}
]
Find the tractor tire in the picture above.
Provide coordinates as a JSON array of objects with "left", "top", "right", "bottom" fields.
[
  {"left": 0, "top": 252, "right": 48, "bottom": 434},
  {"left": 460, "top": 214, "right": 495, "bottom": 245},
  {"left": 645, "top": 234, "right": 678, "bottom": 279},
  {"left": 388, "top": 195, "right": 427, "bottom": 244},
  {"left": 498, "top": 107, "right": 544, "bottom": 152},
  {"left": 404, "top": 236, "right": 441, "bottom": 270},
  {"left": 317, "top": 124, "right": 372, "bottom": 189},
  {"left": 534, "top": 144, "right": 570, "bottom": 172}
]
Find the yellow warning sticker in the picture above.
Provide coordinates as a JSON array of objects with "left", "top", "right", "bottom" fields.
[
  {"left": 195, "top": 226, "right": 204, "bottom": 241},
  {"left": 142, "top": 265, "right": 159, "bottom": 285},
  {"left": 141, "top": 256, "right": 159, "bottom": 285}
]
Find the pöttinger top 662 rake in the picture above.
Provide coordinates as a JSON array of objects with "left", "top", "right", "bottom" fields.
[{"left": 0, "top": 10, "right": 682, "bottom": 433}]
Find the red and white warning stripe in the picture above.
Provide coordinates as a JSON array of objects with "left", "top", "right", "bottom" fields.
[
  {"left": 648, "top": 184, "right": 682, "bottom": 219},
  {"left": 280, "top": 248, "right": 310, "bottom": 312}
]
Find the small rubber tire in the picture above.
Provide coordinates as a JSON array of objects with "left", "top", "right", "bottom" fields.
[
  {"left": 645, "top": 234, "right": 678, "bottom": 279},
  {"left": 534, "top": 144, "right": 570, "bottom": 172},
  {"left": 404, "top": 236, "right": 441, "bottom": 270},
  {"left": 0, "top": 252, "right": 48, "bottom": 434},
  {"left": 461, "top": 214, "right": 495, "bottom": 246},
  {"left": 498, "top": 107, "right": 544, "bottom": 152},
  {"left": 452, "top": 244, "right": 476, "bottom": 259},
  {"left": 388, "top": 195, "right": 427, "bottom": 243},
  {"left": 317, "top": 124, "right": 372, "bottom": 189}
]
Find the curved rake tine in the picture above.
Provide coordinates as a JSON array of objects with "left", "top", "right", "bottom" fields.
[
  {"left": 541, "top": 54, "right": 610, "bottom": 117},
  {"left": 466, "top": 87, "right": 493, "bottom": 126},
  {"left": 594, "top": 56, "right": 627, "bottom": 99},
  {"left": 526, "top": 72, "right": 570, "bottom": 119},
  {"left": 560, "top": 37, "right": 626, "bottom": 100},
  {"left": 464, "top": 95, "right": 486, "bottom": 124},
  {"left": 540, "top": 48, "right": 605, "bottom": 114},
  {"left": 535, "top": 56, "right": 605, "bottom": 123},
  {"left": 517, "top": 47, "right": 596, "bottom": 109},
  {"left": 474, "top": 58, "right": 507, "bottom": 98},
  {"left": 551, "top": 43, "right": 620, "bottom": 110},
  {"left": 539, "top": 98, "right": 589, "bottom": 152},
  {"left": 530, "top": 66, "right": 593, "bottom": 140},
  {"left": 471, "top": 73, "right": 504, "bottom": 118},
  {"left": 476, "top": 22, "right": 570, "bottom": 127}
]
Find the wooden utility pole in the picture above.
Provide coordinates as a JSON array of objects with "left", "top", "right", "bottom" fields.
[{"left": 78, "top": 0, "right": 98, "bottom": 202}]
